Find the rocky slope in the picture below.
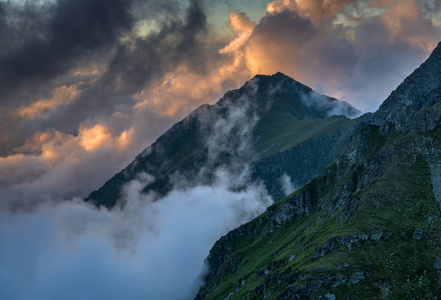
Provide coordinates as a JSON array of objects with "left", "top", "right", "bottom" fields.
[
  {"left": 85, "top": 72, "right": 359, "bottom": 207},
  {"left": 196, "top": 43, "right": 441, "bottom": 299}
]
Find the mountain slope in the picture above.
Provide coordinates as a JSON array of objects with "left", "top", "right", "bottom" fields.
[
  {"left": 196, "top": 44, "right": 441, "bottom": 299},
  {"left": 85, "top": 73, "right": 359, "bottom": 207}
]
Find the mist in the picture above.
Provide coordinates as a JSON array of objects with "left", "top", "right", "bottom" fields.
[
  {"left": 280, "top": 173, "right": 296, "bottom": 197},
  {"left": 300, "top": 90, "right": 361, "bottom": 118},
  {"left": 0, "top": 169, "right": 272, "bottom": 300},
  {"left": 0, "top": 77, "right": 273, "bottom": 299}
]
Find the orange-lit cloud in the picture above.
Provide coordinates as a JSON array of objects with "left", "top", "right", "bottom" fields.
[
  {"left": 220, "top": 12, "right": 256, "bottom": 69},
  {"left": 71, "top": 67, "right": 102, "bottom": 78},
  {"left": 0, "top": 122, "right": 140, "bottom": 208},
  {"left": 267, "top": 0, "right": 354, "bottom": 24},
  {"left": 130, "top": 11, "right": 258, "bottom": 118},
  {"left": 116, "top": 128, "right": 134, "bottom": 149},
  {"left": 267, "top": 0, "right": 295, "bottom": 14},
  {"left": 16, "top": 85, "right": 81, "bottom": 119},
  {"left": 218, "top": 0, "right": 441, "bottom": 112},
  {"left": 133, "top": 65, "right": 228, "bottom": 117},
  {"left": 132, "top": 12, "right": 257, "bottom": 118},
  {"left": 375, "top": 0, "right": 440, "bottom": 51},
  {"left": 122, "top": 0, "right": 441, "bottom": 120},
  {"left": 227, "top": 11, "right": 256, "bottom": 35},
  {"left": 79, "top": 124, "right": 113, "bottom": 151},
  {"left": 79, "top": 124, "right": 135, "bottom": 151}
]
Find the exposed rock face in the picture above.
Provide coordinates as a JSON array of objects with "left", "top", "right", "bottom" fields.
[
  {"left": 412, "top": 229, "right": 424, "bottom": 240},
  {"left": 196, "top": 43, "right": 441, "bottom": 299},
  {"left": 85, "top": 73, "right": 358, "bottom": 208},
  {"left": 372, "top": 42, "right": 441, "bottom": 131},
  {"left": 324, "top": 293, "right": 336, "bottom": 300}
]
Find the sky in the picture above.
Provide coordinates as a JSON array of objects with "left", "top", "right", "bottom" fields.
[
  {"left": 1, "top": 0, "right": 440, "bottom": 207},
  {"left": 1, "top": 0, "right": 441, "bottom": 299}
]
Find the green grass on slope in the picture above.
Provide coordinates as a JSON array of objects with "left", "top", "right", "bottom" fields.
[
  {"left": 305, "top": 154, "right": 441, "bottom": 299},
  {"left": 253, "top": 97, "right": 355, "bottom": 157},
  {"left": 340, "top": 155, "right": 441, "bottom": 299},
  {"left": 202, "top": 133, "right": 441, "bottom": 299}
]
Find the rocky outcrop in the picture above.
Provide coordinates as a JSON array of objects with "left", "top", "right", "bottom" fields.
[
  {"left": 429, "top": 162, "right": 441, "bottom": 208},
  {"left": 372, "top": 42, "right": 441, "bottom": 131}
]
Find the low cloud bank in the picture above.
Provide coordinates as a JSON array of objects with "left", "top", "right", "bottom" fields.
[
  {"left": 0, "top": 73, "right": 272, "bottom": 300},
  {"left": 0, "top": 169, "right": 272, "bottom": 300}
]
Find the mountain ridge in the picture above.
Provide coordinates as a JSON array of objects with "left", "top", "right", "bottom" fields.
[
  {"left": 86, "top": 72, "right": 359, "bottom": 207},
  {"left": 196, "top": 43, "right": 441, "bottom": 299}
]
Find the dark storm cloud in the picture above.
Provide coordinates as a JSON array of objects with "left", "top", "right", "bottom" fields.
[
  {"left": 0, "top": 0, "right": 134, "bottom": 154},
  {"left": 241, "top": 0, "right": 439, "bottom": 112},
  {"left": 244, "top": 8, "right": 359, "bottom": 93},
  {"left": 251, "top": 9, "right": 315, "bottom": 45},
  {"left": 45, "top": 0, "right": 210, "bottom": 134},
  {"left": 101, "top": 0, "right": 207, "bottom": 93},
  {"left": 0, "top": 0, "right": 134, "bottom": 105},
  {"left": 0, "top": 0, "right": 211, "bottom": 154},
  {"left": 0, "top": 0, "right": 226, "bottom": 207}
]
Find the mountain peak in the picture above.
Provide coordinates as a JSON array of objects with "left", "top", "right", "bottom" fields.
[
  {"left": 251, "top": 72, "right": 309, "bottom": 89},
  {"left": 86, "top": 72, "right": 360, "bottom": 207},
  {"left": 430, "top": 41, "right": 441, "bottom": 59},
  {"left": 253, "top": 71, "right": 289, "bottom": 79},
  {"left": 222, "top": 72, "right": 359, "bottom": 119},
  {"left": 253, "top": 72, "right": 291, "bottom": 80}
]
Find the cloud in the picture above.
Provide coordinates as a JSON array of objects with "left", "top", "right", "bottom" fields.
[
  {"left": 280, "top": 172, "right": 296, "bottom": 196},
  {"left": 227, "top": 11, "right": 256, "bottom": 35},
  {"left": 225, "top": 0, "right": 441, "bottom": 112},
  {"left": 0, "top": 166, "right": 272, "bottom": 300},
  {"left": 0, "top": 0, "right": 218, "bottom": 153},
  {"left": 0, "top": 73, "right": 273, "bottom": 298},
  {"left": 268, "top": 0, "right": 354, "bottom": 24},
  {"left": 5, "top": 0, "right": 439, "bottom": 209},
  {"left": 300, "top": 90, "right": 360, "bottom": 117},
  {"left": 0, "top": 125, "right": 142, "bottom": 211},
  {"left": 2, "top": 0, "right": 441, "bottom": 156},
  {"left": 0, "top": 0, "right": 252, "bottom": 210},
  {"left": 15, "top": 84, "right": 81, "bottom": 119},
  {"left": 0, "top": 0, "right": 133, "bottom": 102}
]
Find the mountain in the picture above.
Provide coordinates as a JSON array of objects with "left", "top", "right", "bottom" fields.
[
  {"left": 85, "top": 72, "right": 359, "bottom": 207},
  {"left": 196, "top": 44, "right": 441, "bottom": 299}
]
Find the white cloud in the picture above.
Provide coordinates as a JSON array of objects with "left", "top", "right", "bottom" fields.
[
  {"left": 280, "top": 172, "right": 296, "bottom": 196},
  {"left": 0, "top": 169, "right": 272, "bottom": 300}
]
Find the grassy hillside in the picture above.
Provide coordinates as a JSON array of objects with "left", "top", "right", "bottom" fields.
[
  {"left": 197, "top": 43, "right": 441, "bottom": 299},
  {"left": 197, "top": 124, "right": 441, "bottom": 299},
  {"left": 254, "top": 114, "right": 353, "bottom": 157}
]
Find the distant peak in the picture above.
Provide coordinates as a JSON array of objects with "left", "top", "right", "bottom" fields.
[
  {"left": 233, "top": 72, "right": 360, "bottom": 119},
  {"left": 253, "top": 72, "right": 291, "bottom": 80},
  {"left": 251, "top": 72, "right": 307, "bottom": 89},
  {"left": 272, "top": 71, "right": 289, "bottom": 78},
  {"left": 431, "top": 41, "right": 441, "bottom": 57}
]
